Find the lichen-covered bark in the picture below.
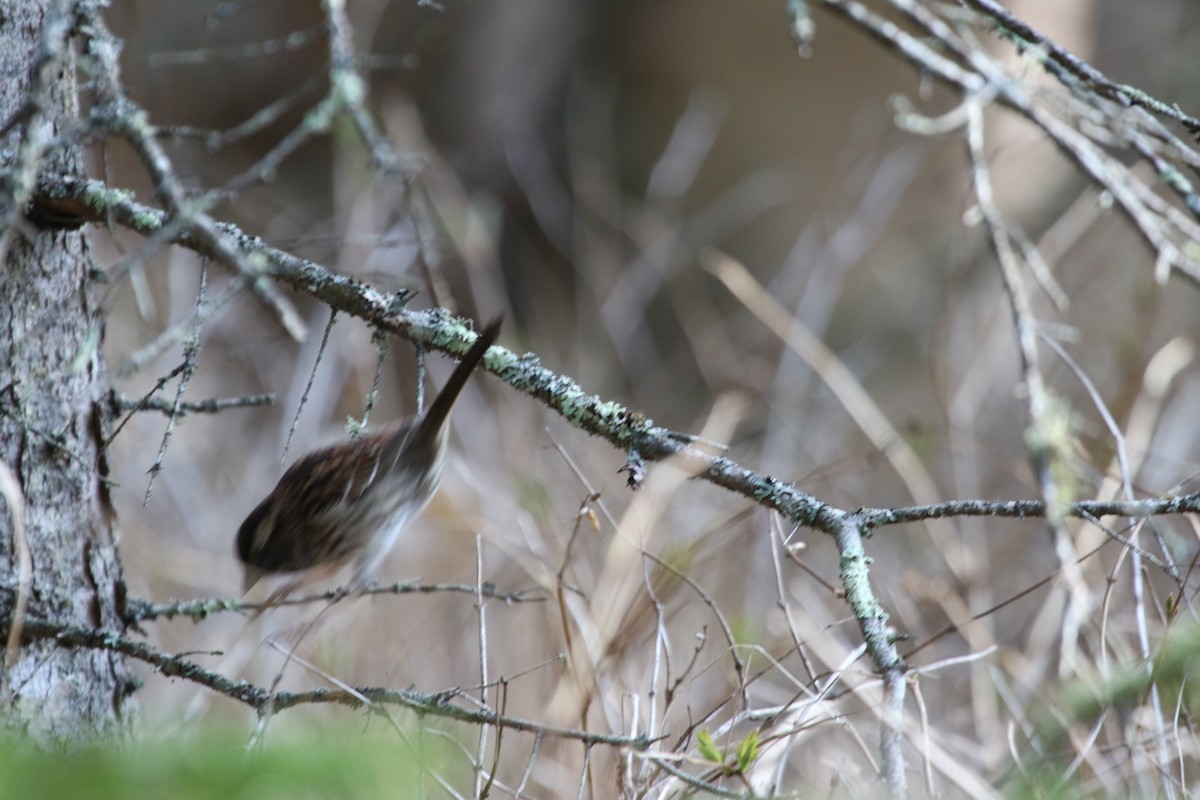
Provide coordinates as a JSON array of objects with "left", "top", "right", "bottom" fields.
[{"left": 0, "top": 0, "right": 135, "bottom": 743}]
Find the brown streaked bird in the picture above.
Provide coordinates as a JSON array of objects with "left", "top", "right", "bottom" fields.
[{"left": 236, "top": 318, "right": 502, "bottom": 594}]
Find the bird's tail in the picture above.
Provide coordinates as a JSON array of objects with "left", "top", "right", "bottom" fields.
[{"left": 415, "top": 317, "right": 502, "bottom": 440}]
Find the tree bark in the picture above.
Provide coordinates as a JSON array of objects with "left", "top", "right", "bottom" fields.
[{"left": 0, "top": 0, "right": 135, "bottom": 743}]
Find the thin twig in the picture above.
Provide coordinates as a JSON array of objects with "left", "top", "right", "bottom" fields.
[
  {"left": 124, "top": 581, "right": 543, "bottom": 624},
  {"left": 112, "top": 392, "right": 275, "bottom": 417}
]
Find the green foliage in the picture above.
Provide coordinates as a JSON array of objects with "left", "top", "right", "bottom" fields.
[
  {"left": 735, "top": 730, "right": 759, "bottom": 774},
  {"left": 1002, "top": 619, "right": 1200, "bottom": 795},
  {"left": 0, "top": 724, "right": 452, "bottom": 800},
  {"left": 1000, "top": 762, "right": 1086, "bottom": 800},
  {"left": 695, "top": 729, "right": 722, "bottom": 765},
  {"left": 694, "top": 728, "right": 761, "bottom": 776}
]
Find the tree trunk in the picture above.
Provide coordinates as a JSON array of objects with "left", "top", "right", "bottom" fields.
[{"left": 0, "top": 0, "right": 135, "bottom": 743}]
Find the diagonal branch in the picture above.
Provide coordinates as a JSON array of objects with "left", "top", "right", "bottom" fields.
[{"left": 36, "top": 174, "right": 1200, "bottom": 535}]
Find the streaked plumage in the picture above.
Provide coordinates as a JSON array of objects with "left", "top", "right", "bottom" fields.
[{"left": 236, "top": 319, "right": 501, "bottom": 592}]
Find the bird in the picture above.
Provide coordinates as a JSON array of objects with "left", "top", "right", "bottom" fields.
[{"left": 235, "top": 318, "right": 502, "bottom": 595}]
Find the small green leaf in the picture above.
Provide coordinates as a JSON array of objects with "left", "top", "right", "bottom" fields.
[
  {"left": 735, "top": 730, "right": 760, "bottom": 773},
  {"left": 696, "top": 729, "right": 723, "bottom": 764}
]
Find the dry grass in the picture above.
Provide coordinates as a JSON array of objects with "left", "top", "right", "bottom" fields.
[{"left": 83, "top": 2, "right": 1200, "bottom": 797}]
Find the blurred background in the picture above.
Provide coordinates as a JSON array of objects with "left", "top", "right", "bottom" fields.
[{"left": 92, "top": 0, "right": 1200, "bottom": 794}]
